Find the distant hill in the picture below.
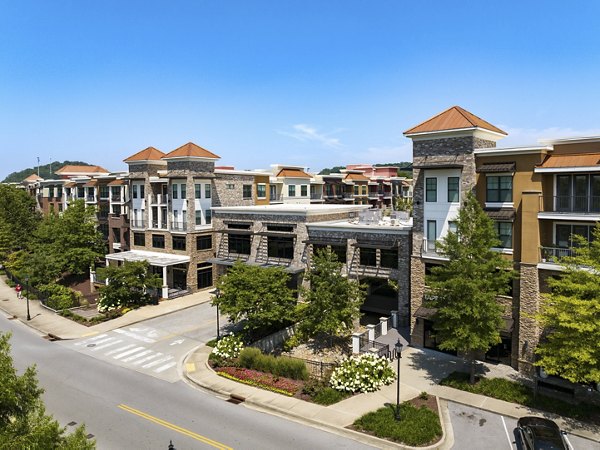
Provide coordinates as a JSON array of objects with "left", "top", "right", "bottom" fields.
[
  {"left": 319, "top": 162, "right": 412, "bottom": 177},
  {"left": 3, "top": 161, "right": 93, "bottom": 183}
]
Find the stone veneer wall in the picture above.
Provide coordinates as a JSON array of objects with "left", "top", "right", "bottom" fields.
[
  {"left": 166, "top": 160, "right": 215, "bottom": 177},
  {"left": 213, "top": 174, "right": 257, "bottom": 207},
  {"left": 517, "top": 263, "right": 540, "bottom": 375}
]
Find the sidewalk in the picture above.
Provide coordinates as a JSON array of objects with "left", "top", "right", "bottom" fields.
[
  {"left": 184, "top": 344, "right": 600, "bottom": 448},
  {"left": 0, "top": 275, "right": 214, "bottom": 339}
]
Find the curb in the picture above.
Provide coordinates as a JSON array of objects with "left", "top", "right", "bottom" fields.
[{"left": 182, "top": 346, "right": 449, "bottom": 450}]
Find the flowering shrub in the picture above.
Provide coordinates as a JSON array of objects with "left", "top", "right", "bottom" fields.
[
  {"left": 330, "top": 353, "right": 395, "bottom": 393},
  {"left": 212, "top": 334, "right": 244, "bottom": 360},
  {"left": 217, "top": 366, "right": 303, "bottom": 396}
]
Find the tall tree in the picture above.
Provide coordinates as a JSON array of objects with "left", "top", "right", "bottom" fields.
[
  {"left": 97, "top": 261, "right": 163, "bottom": 310},
  {"left": 428, "top": 193, "right": 514, "bottom": 383},
  {"left": 535, "top": 226, "right": 600, "bottom": 384},
  {"left": 0, "top": 184, "right": 40, "bottom": 260},
  {"left": 213, "top": 261, "right": 297, "bottom": 340},
  {"left": 0, "top": 332, "right": 95, "bottom": 449},
  {"left": 296, "top": 248, "right": 364, "bottom": 340}
]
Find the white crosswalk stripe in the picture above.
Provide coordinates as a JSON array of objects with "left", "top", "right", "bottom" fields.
[
  {"left": 105, "top": 344, "right": 136, "bottom": 356},
  {"left": 154, "top": 361, "right": 177, "bottom": 373},
  {"left": 121, "top": 349, "right": 153, "bottom": 363},
  {"left": 113, "top": 328, "right": 156, "bottom": 343},
  {"left": 91, "top": 338, "right": 123, "bottom": 351},
  {"left": 75, "top": 334, "right": 108, "bottom": 346},
  {"left": 142, "top": 355, "right": 173, "bottom": 369},
  {"left": 113, "top": 346, "right": 146, "bottom": 360},
  {"left": 131, "top": 352, "right": 163, "bottom": 366}
]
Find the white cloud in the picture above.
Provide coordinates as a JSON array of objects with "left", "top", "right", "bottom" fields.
[
  {"left": 500, "top": 126, "right": 600, "bottom": 147},
  {"left": 278, "top": 124, "right": 343, "bottom": 149}
]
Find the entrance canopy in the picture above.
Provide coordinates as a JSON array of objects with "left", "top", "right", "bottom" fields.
[{"left": 106, "top": 250, "right": 190, "bottom": 267}]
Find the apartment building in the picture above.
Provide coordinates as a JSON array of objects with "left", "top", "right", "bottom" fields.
[{"left": 405, "top": 105, "right": 600, "bottom": 374}]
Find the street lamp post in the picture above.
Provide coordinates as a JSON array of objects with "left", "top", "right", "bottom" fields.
[
  {"left": 25, "top": 276, "right": 31, "bottom": 321},
  {"left": 394, "top": 338, "right": 403, "bottom": 421},
  {"left": 215, "top": 288, "right": 221, "bottom": 341}
]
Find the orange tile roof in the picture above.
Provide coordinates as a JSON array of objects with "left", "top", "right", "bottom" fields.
[
  {"left": 162, "top": 142, "right": 220, "bottom": 159},
  {"left": 23, "top": 173, "right": 42, "bottom": 182},
  {"left": 276, "top": 168, "right": 312, "bottom": 178},
  {"left": 55, "top": 165, "right": 110, "bottom": 174},
  {"left": 123, "top": 146, "right": 165, "bottom": 162},
  {"left": 83, "top": 180, "right": 98, "bottom": 187},
  {"left": 64, "top": 182, "right": 77, "bottom": 187},
  {"left": 538, "top": 153, "right": 600, "bottom": 169},
  {"left": 344, "top": 172, "right": 370, "bottom": 181},
  {"left": 404, "top": 106, "right": 507, "bottom": 136},
  {"left": 107, "top": 179, "right": 127, "bottom": 186}
]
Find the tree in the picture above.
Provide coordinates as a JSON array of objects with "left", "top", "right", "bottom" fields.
[
  {"left": 296, "top": 248, "right": 364, "bottom": 340},
  {"left": 428, "top": 193, "right": 514, "bottom": 383},
  {"left": 0, "top": 184, "right": 40, "bottom": 260},
  {"left": 213, "top": 261, "right": 297, "bottom": 340},
  {"left": 535, "top": 225, "right": 600, "bottom": 384},
  {"left": 0, "top": 332, "right": 95, "bottom": 449},
  {"left": 97, "top": 261, "right": 162, "bottom": 311},
  {"left": 2, "top": 160, "right": 92, "bottom": 183}
]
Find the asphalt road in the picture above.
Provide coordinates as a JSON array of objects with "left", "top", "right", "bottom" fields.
[
  {"left": 449, "top": 402, "right": 598, "bottom": 450},
  {"left": 2, "top": 312, "right": 373, "bottom": 450}
]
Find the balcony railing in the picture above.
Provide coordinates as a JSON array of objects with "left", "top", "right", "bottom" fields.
[
  {"left": 540, "top": 246, "right": 573, "bottom": 263},
  {"left": 171, "top": 221, "right": 188, "bottom": 231},
  {"left": 422, "top": 239, "right": 445, "bottom": 255},
  {"left": 310, "top": 193, "right": 322, "bottom": 200},
  {"left": 86, "top": 195, "right": 96, "bottom": 202},
  {"left": 130, "top": 219, "right": 146, "bottom": 229},
  {"left": 551, "top": 195, "right": 600, "bottom": 213},
  {"left": 150, "top": 194, "right": 168, "bottom": 204}
]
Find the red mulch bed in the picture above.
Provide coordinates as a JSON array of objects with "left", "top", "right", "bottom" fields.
[
  {"left": 216, "top": 366, "right": 304, "bottom": 396},
  {"left": 409, "top": 394, "right": 438, "bottom": 412}
]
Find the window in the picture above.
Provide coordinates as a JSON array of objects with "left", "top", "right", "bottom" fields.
[
  {"left": 226, "top": 183, "right": 235, "bottom": 190},
  {"left": 195, "top": 184, "right": 201, "bottom": 199},
  {"left": 57, "top": 187, "right": 63, "bottom": 198},
  {"left": 140, "top": 185, "right": 144, "bottom": 199},
  {"left": 48, "top": 187, "right": 54, "bottom": 198},
  {"left": 257, "top": 184, "right": 266, "bottom": 198},
  {"left": 486, "top": 175, "right": 512, "bottom": 203},
  {"left": 267, "top": 236, "right": 294, "bottom": 259},
  {"left": 111, "top": 186, "right": 120, "bottom": 200},
  {"left": 354, "top": 185, "right": 359, "bottom": 195},
  {"left": 196, "top": 235, "right": 212, "bottom": 250},
  {"left": 380, "top": 248, "right": 398, "bottom": 269},
  {"left": 205, "top": 209, "right": 211, "bottom": 225},
  {"left": 112, "top": 228, "right": 120, "bottom": 243},
  {"left": 301, "top": 185, "right": 308, "bottom": 197},
  {"left": 243, "top": 184, "right": 252, "bottom": 199},
  {"left": 98, "top": 223, "right": 109, "bottom": 239},
  {"left": 331, "top": 244, "right": 347, "bottom": 263},
  {"left": 288, "top": 185, "right": 296, "bottom": 197},
  {"left": 426, "top": 178, "right": 437, "bottom": 202},
  {"left": 270, "top": 185, "right": 278, "bottom": 199},
  {"left": 113, "top": 205, "right": 121, "bottom": 216},
  {"left": 266, "top": 224, "right": 293, "bottom": 232},
  {"left": 556, "top": 224, "right": 594, "bottom": 248},
  {"left": 228, "top": 223, "right": 251, "bottom": 229},
  {"left": 362, "top": 186, "right": 367, "bottom": 195},
  {"left": 359, "top": 247, "right": 377, "bottom": 266},
  {"left": 180, "top": 184, "right": 186, "bottom": 199},
  {"left": 132, "top": 185, "right": 138, "bottom": 198},
  {"left": 228, "top": 234, "right": 251, "bottom": 254},
  {"left": 448, "top": 221, "right": 458, "bottom": 234},
  {"left": 197, "top": 262, "right": 213, "bottom": 289},
  {"left": 133, "top": 232, "right": 145, "bottom": 246},
  {"left": 172, "top": 184, "right": 178, "bottom": 199},
  {"left": 172, "top": 236, "right": 186, "bottom": 251},
  {"left": 99, "top": 186, "right": 109, "bottom": 199},
  {"left": 447, "top": 177, "right": 459, "bottom": 202},
  {"left": 426, "top": 220, "right": 436, "bottom": 251},
  {"left": 152, "top": 234, "right": 165, "bottom": 248},
  {"left": 494, "top": 222, "right": 512, "bottom": 248},
  {"left": 195, "top": 210, "right": 202, "bottom": 225},
  {"left": 77, "top": 187, "right": 85, "bottom": 198}
]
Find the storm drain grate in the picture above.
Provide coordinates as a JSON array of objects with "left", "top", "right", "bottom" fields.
[
  {"left": 86, "top": 434, "right": 94, "bottom": 439},
  {"left": 227, "top": 394, "right": 246, "bottom": 404},
  {"left": 67, "top": 421, "right": 77, "bottom": 426}
]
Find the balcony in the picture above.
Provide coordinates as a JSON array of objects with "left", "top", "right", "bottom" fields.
[
  {"left": 151, "top": 220, "right": 168, "bottom": 230},
  {"left": 150, "top": 194, "right": 169, "bottom": 204},
  {"left": 549, "top": 195, "right": 600, "bottom": 213},
  {"left": 540, "top": 246, "right": 573, "bottom": 264},
  {"left": 343, "top": 193, "right": 354, "bottom": 200},
  {"left": 171, "top": 221, "right": 188, "bottom": 232},
  {"left": 130, "top": 219, "right": 146, "bottom": 229},
  {"left": 368, "top": 191, "right": 379, "bottom": 199}
]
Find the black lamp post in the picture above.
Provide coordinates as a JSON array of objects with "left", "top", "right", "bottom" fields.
[
  {"left": 394, "top": 338, "right": 403, "bottom": 421},
  {"left": 215, "top": 288, "right": 221, "bottom": 341},
  {"left": 25, "top": 276, "right": 31, "bottom": 321}
]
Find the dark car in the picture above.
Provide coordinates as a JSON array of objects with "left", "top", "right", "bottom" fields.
[{"left": 516, "top": 416, "right": 569, "bottom": 450}]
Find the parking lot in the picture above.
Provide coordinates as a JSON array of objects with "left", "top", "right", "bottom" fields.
[{"left": 449, "top": 402, "right": 598, "bottom": 449}]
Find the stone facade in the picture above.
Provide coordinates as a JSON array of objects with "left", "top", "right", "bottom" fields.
[
  {"left": 166, "top": 160, "right": 215, "bottom": 177},
  {"left": 213, "top": 174, "right": 257, "bottom": 207},
  {"left": 517, "top": 263, "right": 540, "bottom": 375}
]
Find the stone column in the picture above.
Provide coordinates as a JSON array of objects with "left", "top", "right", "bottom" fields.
[{"left": 410, "top": 255, "right": 426, "bottom": 346}]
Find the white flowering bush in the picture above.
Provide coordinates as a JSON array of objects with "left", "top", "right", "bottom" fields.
[
  {"left": 329, "top": 353, "right": 395, "bottom": 393},
  {"left": 212, "top": 334, "right": 244, "bottom": 360}
]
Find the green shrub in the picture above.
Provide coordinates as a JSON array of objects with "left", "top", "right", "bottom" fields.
[
  {"left": 419, "top": 391, "right": 430, "bottom": 400},
  {"left": 354, "top": 404, "right": 442, "bottom": 446},
  {"left": 212, "top": 335, "right": 244, "bottom": 360},
  {"left": 39, "top": 283, "right": 78, "bottom": 311},
  {"left": 330, "top": 353, "right": 395, "bottom": 393},
  {"left": 238, "top": 347, "right": 308, "bottom": 381},
  {"left": 313, "top": 387, "right": 348, "bottom": 405}
]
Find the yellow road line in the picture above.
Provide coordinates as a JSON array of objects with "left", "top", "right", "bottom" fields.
[
  {"left": 118, "top": 404, "right": 232, "bottom": 450},
  {"left": 81, "top": 331, "right": 99, "bottom": 337}
]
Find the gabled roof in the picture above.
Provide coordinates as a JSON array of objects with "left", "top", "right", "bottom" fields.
[
  {"left": 123, "top": 146, "right": 165, "bottom": 162},
  {"left": 55, "top": 165, "right": 110, "bottom": 174},
  {"left": 107, "top": 179, "right": 127, "bottom": 186},
  {"left": 404, "top": 106, "right": 507, "bottom": 136},
  {"left": 23, "top": 173, "right": 43, "bottom": 182},
  {"left": 162, "top": 142, "right": 220, "bottom": 160},
  {"left": 344, "top": 172, "right": 370, "bottom": 182},
  {"left": 276, "top": 168, "right": 312, "bottom": 178}
]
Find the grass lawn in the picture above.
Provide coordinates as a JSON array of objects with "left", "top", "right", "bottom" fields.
[
  {"left": 441, "top": 371, "right": 600, "bottom": 425},
  {"left": 352, "top": 398, "right": 442, "bottom": 447}
]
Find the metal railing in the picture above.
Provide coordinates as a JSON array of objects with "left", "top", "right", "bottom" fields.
[
  {"left": 551, "top": 195, "right": 600, "bottom": 213},
  {"left": 130, "top": 219, "right": 146, "bottom": 229},
  {"left": 359, "top": 335, "right": 391, "bottom": 359},
  {"left": 171, "top": 221, "right": 188, "bottom": 231},
  {"left": 111, "top": 195, "right": 122, "bottom": 202},
  {"left": 422, "top": 238, "right": 443, "bottom": 254},
  {"left": 285, "top": 356, "right": 338, "bottom": 380},
  {"left": 150, "top": 194, "right": 169, "bottom": 204},
  {"left": 540, "top": 246, "right": 573, "bottom": 263}
]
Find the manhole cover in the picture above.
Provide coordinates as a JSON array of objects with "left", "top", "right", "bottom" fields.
[
  {"left": 87, "top": 343, "right": 96, "bottom": 348},
  {"left": 67, "top": 421, "right": 77, "bottom": 426}
]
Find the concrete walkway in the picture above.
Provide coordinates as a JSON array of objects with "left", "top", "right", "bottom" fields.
[{"left": 0, "top": 274, "right": 214, "bottom": 339}]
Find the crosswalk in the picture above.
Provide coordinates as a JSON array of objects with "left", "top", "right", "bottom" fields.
[{"left": 67, "top": 325, "right": 200, "bottom": 381}]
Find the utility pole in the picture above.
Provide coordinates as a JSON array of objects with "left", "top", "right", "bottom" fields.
[{"left": 37, "top": 157, "right": 40, "bottom": 178}]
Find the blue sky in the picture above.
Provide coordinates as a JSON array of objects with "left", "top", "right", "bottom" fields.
[{"left": 2, "top": 1, "right": 600, "bottom": 179}]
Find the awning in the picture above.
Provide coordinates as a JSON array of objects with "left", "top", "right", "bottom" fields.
[
  {"left": 215, "top": 229, "right": 253, "bottom": 235},
  {"left": 485, "top": 208, "right": 515, "bottom": 221},
  {"left": 535, "top": 153, "right": 600, "bottom": 172},
  {"left": 353, "top": 241, "right": 397, "bottom": 250},
  {"left": 414, "top": 306, "right": 437, "bottom": 319},
  {"left": 476, "top": 162, "right": 516, "bottom": 173},
  {"left": 83, "top": 180, "right": 98, "bottom": 187},
  {"left": 206, "top": 257, "right": 247, "bottom": 266},
  {"left": 105, "top": 250, "right": 190, "bottom": 267}
]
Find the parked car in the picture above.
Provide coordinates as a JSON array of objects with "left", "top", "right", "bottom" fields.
[{"left": 516, "top": 416, "right": 569, "bottom": 450}]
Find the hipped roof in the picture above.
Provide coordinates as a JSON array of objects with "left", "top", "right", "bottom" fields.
[
  {"left": 123, "top": 146, "right": 165, "bottom": 162},
  {"left": 276, "top": 168, "right": 312, "bottom": 178},
  {"left": 162, "top": 142, "right": 220, "bottom": 159},
  {"left": 404, "top": 106, "right": 507, "bottom": 136}
]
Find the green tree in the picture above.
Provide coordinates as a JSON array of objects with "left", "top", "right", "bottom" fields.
[
  {"left": 0, "top": 332, "right": 95, "bottom": 449},
  {"left": 428, "top": 193, "right": 514, "bottom": 383},
  {"left": 213, "top": 261, "right": 297, "bottom": 340},
  {"left": 97, "top": 261, "right": 162, "bottom": 311},
  {"left": 296, "top": 249, "right": 365, "bottom": 340},
  {"left": 2, "top": 160, "right": 92, "bottom": 183},
  {"left": 0, "top": 184, "right": 40, "bottom": 261},
  {"left": 535, "top": 225, "right": 600, "bottom": 384}
]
